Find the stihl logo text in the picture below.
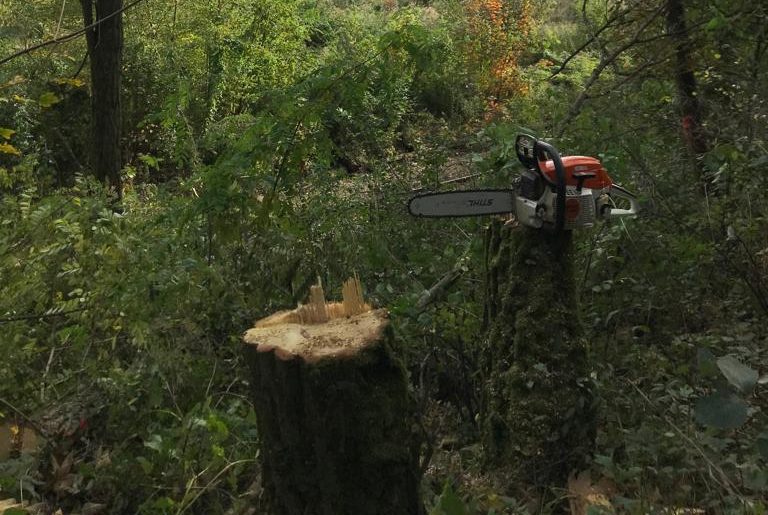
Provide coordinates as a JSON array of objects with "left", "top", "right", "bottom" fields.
[{"left": 467, "top": 199, "right": 493, "bottom": 207}]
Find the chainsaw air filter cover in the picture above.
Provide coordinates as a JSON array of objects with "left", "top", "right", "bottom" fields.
[{"left": 556, "top": 187, "right": 597, "bottom": 229}]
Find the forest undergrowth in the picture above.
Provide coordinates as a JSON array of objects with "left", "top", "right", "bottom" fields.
[{"left": 1, "top": 0, "right": 767, "bottom": 513}]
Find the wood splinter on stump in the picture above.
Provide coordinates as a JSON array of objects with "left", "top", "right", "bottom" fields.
[{"left": 243, "top": 275, "right": 422, "bottom": 515}]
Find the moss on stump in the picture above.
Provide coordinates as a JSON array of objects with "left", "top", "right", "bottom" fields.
[
  {"left": 243, "top": 308, "right": 422, "bottom": 515},
  {"left": 482, "top": 221, "right": 596, "bottom": 487}
]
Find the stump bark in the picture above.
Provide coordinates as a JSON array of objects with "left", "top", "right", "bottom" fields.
[
  {"left": 482, "top": 221, "right": 596, "bottom": 487},
  {"left": 243, "top": 283, "right": 421, "bottom": 515}
]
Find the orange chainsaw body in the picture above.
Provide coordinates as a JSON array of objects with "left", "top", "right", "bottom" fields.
[{"left": 541, "top": 156, "right": 613, "bottom": 190}]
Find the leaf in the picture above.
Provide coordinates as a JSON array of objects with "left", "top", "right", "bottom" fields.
[
  {"left": 206, "top": 413, "right": 229, "bottom": 440},
  {"left": 742, "top": 466, "right": 768, "bottom": 492},
  {"left": 149, "top": 497, "right": 177, "bottom": 510},
  {"left": 756, "top": 433, "right": 768, "bottom": 459},
  {"left": 697, "top": 347, "right": 718, "bottom": 378},
  {"left": 144, "top": 434, "right": 164, "bottom": 451},
  {"left": 717, "top": 355, "right": 758, "bottom": 394},
  {"left": 0, "top": 143, "right": 21, "bottom": 156},
  {"left": 138, "top": 153, "right": 162, "bottom": 170},
  {"left": 694, "top": 389, "right": 749, "bottom": 429},
  {"left": 705, "top": 14, "right": 727, "bottom": 31},
  {"left": 7, "top": 75, "right": 25, "bottom": 85},
  {"left": 431, "top": 483, "right": 468, "bottom": 515},
  {"left": 604, "top": 309, "right": 620, "bottom": 326},
  {"left": 750, "top": 155, "right": 768, "bottom": 168},
  {"left": 0, "top": 127, "right": 14, "bottom": 140},
  {"left": 136, "top": 456, "right": 153, "bottom": 474},
  {"left": 38, "top": 91, "right": 61, "bottom": 108},
  {"left": 52, "top": 77, "right": 85, "bottom": 88}
]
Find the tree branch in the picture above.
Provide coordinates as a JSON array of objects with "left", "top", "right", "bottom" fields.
[
  {"left": 586, "top": 51, "right": 676, "bottom": 99},
  {"left": 547, "top": 22, "right": 613, "bottom": 80},
  {"left": 0, "top": 0, "right": 148, "bottom": 67},
  {"left": 556, "top": 3, "right": 666, "bottom": 138},
  {"left": 0, "top": 398, "right": 50, "bottom": 440},
  {"left": 0, "top": 307, "right": 88, "bottom": 324},
  {"left": 549, "top": 1, "right": 643, "bottom": 80},
  {"left": 415, "top": 263, "right": 466, "bottom": 312}
]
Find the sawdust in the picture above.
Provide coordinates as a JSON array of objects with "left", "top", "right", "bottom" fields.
[{"left": 243, "top": 309, "right": 389, "bottom": 364}]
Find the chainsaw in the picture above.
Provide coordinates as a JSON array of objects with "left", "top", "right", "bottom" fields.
[{"left": 408, "top": 134, "right": 639, "bottom": 231}]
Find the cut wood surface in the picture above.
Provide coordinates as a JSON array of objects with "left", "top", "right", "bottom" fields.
[
  {"left": 244, "top": 308, "right": 387, "bottom": 363},
  {"left": 244, "top": 275, "right": 378, "bottom": 363},
  {"left": 0, "top": 421, "right": 40, "bottom": 460}
]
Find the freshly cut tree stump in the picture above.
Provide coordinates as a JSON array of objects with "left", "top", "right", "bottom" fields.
[{"left": 243, "top": 278, "right": 421, "bottom": 515}]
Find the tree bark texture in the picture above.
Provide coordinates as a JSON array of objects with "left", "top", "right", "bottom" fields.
[
  {"left": 80, "top": 0, "right": 123, "bottom": 198},
  {"left": 481, "top": 221, "right": 596, "bottom": 487},
  {"left": 243, "top": 310, "right": 422, "bottom": 515},
  {"left": 667, "top": 0, "right": 709, "bottom": 177}
]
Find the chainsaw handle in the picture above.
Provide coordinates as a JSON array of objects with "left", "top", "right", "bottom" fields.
[
  {"left": 606, "top": 184, "right": 640, "bottom": 218},
  {"left": 533, "top": 140, "right": 566, "bottom": 232},
  {"left": 515, "top": 134, "right": 537, "bottom": 169}
]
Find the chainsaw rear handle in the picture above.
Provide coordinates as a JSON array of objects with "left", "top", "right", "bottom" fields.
[
  {"left": 605, "top": 184, "right": 640, "bottom": 219},
  {"left": 532, "top": 139, "right": 567, "bottom": 232}
]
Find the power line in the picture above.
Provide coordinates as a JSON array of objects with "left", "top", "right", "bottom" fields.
[{"left": 0, "top": 0, "right": 150, "bottom": 67}]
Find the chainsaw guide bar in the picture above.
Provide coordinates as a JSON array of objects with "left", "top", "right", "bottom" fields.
[{"left": 408, "top": 189, "right": 514, "bottom": 218}]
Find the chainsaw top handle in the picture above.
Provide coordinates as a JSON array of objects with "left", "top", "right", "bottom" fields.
[{"left": 533, "top": 139, "right": 567, "bottom": 233}]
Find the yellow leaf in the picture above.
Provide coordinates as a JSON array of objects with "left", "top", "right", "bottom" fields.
[
  {"left": 53, "top": 77, "right": 86, "bottom": 88},
  {"left": 0, "top": 127, "right": 14, "bottom": 140},
  {"left": 0, "top": 143, "right": 21, "bottom": 156},
  {"left": 39, "top": 91, "right": 61, "bottom": 108},
  {"left": 1, "top": 75, "right": 25, "bottom": 89}
]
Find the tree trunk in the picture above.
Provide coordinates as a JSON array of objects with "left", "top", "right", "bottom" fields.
[
  {"left": 80, "top": 0, "right": 123, "bottom": 199},
  {"left": 481, "top": 221, "right": 595, "bottom": 488},
  {"left": 667, "top": 0, "right": 709, "bottom": 179},
  {"left": 243, "top": 307, "right": 422, "bottom": 515}
]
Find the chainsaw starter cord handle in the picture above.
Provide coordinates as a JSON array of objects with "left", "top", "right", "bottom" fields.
[{"left": 533, "top": 140, "right": 567, "bottom": 232}]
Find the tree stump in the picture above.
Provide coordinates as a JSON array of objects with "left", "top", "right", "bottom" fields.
[
  {"left": 481, "top": 221, "right": 596, "bottom": 488},
  {"left": 243, "top": 278, "right": 421, "bottom": 515}
]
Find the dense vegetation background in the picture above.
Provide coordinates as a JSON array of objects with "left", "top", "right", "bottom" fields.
[{"left": 0, "top": 0, "right": 766, "bottom": 513}]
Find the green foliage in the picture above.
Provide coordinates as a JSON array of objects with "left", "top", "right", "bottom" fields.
[
  {"left": 431, "top": 483, "right": 470, "bottom": 515},
  {"left": 716, "top": 355, "right": 759, "bottom": 395},
  {"left": 1, "top": 0, "right": 768, "bottom": 512},
  {"left": 695, "top": 389, "right": 749, "bottom": 430},
  {"left": 694, "top": 352, "right": 759, "bottom": 430},
  {"left": 0, "top": 178, "right": 263, "bottom": 510}
]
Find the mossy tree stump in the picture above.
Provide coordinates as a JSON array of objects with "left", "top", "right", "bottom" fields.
[
  {"left": 482, "top": 221, "right": 596, "bottom": 487},
  {"left": 243, "top": 278, "right": 421, "bottom": 515}
]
